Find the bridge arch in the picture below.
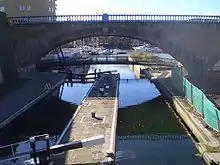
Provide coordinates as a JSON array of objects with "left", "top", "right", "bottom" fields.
[
  {"left": 44, "top": 35, "right": 150, "bottom": 56},
  {"left": 41, "top": 26, "right": 162, "bottom": 60},
  {"left": 13, "top": 22, "right": 220, "bottom": 74}
]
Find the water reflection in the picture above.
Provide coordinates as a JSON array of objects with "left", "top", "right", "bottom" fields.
[
  {"left": 88, "top": 64, "right": 136, "bottom": 79},
  {"left": 116, "top": 139, "right": 204, "bottom": 165},
  {"left": 117, "top": 97, "right": 185, "bottom": 135},
  {"left": 61, "top": 83, "right": 92, "bottom": 104},
  {"left": 119, "top": 79, "right": 160, "bottom": 107},
  {"left": 116, "top": 97, "right": 205, "bottom": 165},
  {"left": 154, "top": 53, "right": 175, "bottom": 59},
  {"left": 58, "top": 63, "right": 204, "bottom": 165},
  {"left": 61, "top": 64, "right": 160, "bottom": 107}
]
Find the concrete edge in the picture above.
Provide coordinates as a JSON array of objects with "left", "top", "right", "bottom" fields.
[
  {"left": 197, "top": 143, "right": 220, "bottom": 165},
  {"left": 108, "top": 75, "right": 120, "bottom": 161},
  {"left": 153, "top": 79, "right": 220, "bottom": 163},
  {"left": 55, "top": 79, "right": 99, "bottom": 145},
  {"left": 129, "top": 61, "right": 220, "bottom": 164},
  {"left": 173, "top": 96, "right": 220, "bottom": 147},
  {"left": 159, "top": 79, "right": 220, "bottom": 148}
]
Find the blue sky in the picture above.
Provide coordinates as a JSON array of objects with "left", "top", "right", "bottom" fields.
[{"left": 56, "top": 0, "right": 220, "bottom": 15}]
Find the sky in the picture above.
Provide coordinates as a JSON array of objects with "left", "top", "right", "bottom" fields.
[{"left": 56, "top": 0, "right": 220, "bottom": 15}]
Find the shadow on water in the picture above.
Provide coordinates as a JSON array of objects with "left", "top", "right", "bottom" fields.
[
  {"left": 117, "top": 96, "right": 185, "bottom": 135},
  {"left": 0, "top": 97, "right": 77, "bottom": 146},
  {"left": 116, "top": 96, "right": 206, "bottom": 165}
]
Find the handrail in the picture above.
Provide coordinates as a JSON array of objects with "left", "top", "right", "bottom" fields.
[
  {"left": 40, "top": 56, "right": 178, "bottom": 67},
  {"left": 0, "top": 135, "right": 59, "bottom": 163},
  {"left": 8, "top": 14, "right": 220, "bottom": 24},
  {"left": 0, "top": 140, "right": 30, "bottom": 159}
]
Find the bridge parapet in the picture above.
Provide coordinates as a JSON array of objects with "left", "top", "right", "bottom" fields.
[
  {"left": 39, "top": 55, "right": 178, "bottom": 67},
  {"left": 9, "top": 14, "right": 220, "bottom": 24}
]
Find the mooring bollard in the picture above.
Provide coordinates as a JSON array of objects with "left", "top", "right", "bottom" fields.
[{"left": 91, "top": 110, "right": 96, "bottom": 118}]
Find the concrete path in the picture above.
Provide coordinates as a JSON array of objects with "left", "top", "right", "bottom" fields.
[{"left": 52, "top": 73, "right": 120, "bottom": 165}]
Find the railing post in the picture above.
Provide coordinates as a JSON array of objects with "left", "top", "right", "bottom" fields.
[
  {"left": 30, "top": 137, "right": 38, "bottom": 164},
  {"left": 202, "top": 93, "right": 204, "bottom": 118},
  {"left": 9, "top": 14, "right": 220, "bottom": 24},
  {"left": 11, "top": 144, "right": 15, "bottom": 157},
  {"left": 190, "top": 83, "right": 193, "bottom": 104},
  {"left": 215, "top": 107, "right": 220, "bottom": 133}
]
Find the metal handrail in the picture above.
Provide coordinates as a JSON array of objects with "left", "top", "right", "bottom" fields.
[
  {"left": 42, "top": 56, "right": 178, "bottom": 66},
  {"left": 8, "top": 14, "right": 220, "bottom": 24},
  {"left": 0, "top": 135, "right": 59, "bottom": 162},
  {"left": 0, "top": 139, "right": 30, "bottom": 159}
]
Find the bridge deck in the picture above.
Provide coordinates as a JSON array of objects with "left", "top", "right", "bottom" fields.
[
  {"left": 0, "top": 72, "right": 66, "bottom": 130},
  {"left": 39, "top": 56, "right": 177, "bottom": 68},
  {"left": 52, "top": 73, "right": 119, "bottom": 165}
]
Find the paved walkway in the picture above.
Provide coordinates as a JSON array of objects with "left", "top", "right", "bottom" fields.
[
  {"left": 0, "top": 72, "right": 66, "bottom": 129},
  {"left": 52, "top": 73, "right": 120, "bottom": 165}
]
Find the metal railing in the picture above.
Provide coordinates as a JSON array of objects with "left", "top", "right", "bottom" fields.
[
  {"left": 8, "top": 14, "right": 220, "bottom": 24},
  {"left": 0, "top": 140, "right": 30, "bottom": 161},
  {"left": 40, "top": 55, "right": 178, "bottom": 67},
  {"left": 0, "top": 134, "right": 105, "bottom": 164},
  {"left": 171, "top": 67, "right": 220, "bottom": 133}
]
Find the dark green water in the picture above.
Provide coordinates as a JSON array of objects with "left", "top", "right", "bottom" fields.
[
  {"left": 116, "top": 97, "right": 205, "bottom": 165},
  {"left": 117, "top": 97, "right": 185, "bottom": 135}
]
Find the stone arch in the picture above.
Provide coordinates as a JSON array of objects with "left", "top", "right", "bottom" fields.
[
  {"left": 15, "top": 22, "right": 220, "bottom": 73},
  {"left": 36, "top": 26, "right": 163, "bottom": 61}
]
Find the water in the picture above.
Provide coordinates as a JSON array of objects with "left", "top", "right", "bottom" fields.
[
  {"left": 62, "top": 64, "right": 160, "bottom": 107},
  {"left": 0, "top": 98, "right": 77, "bottom": 145},
  {"left": 60, "top": 64, "right": 204, "bottom": 164},
  {"left": 154, "top": 53, "right": 175, "bottom": 59},
  {"left": 116, "top": 140, "right": 201, "bottom": 165},
  {"left": 0, "top": 62, "right": 205, "bottom": 164},
  {"left": 116, "top": 98, "right": 204, "bottom": 165}
]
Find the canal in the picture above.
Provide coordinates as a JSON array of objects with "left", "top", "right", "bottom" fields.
[{"left": 0, "top": 63, "right": 205, "bottom": 164}]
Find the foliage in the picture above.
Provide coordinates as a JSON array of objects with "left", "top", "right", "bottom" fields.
[{"left": 130, "top": 51, "right": 158, "bottom": 61}]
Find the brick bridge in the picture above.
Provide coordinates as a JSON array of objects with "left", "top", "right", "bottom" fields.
[{"left": 1, "top": 13, "right": 220, "bottom": 79}]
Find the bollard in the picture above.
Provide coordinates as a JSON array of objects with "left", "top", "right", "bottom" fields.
[
  {"left": 106, "top": 149, "right": 115, "bottom": 159},
  {"left": 91, "top": 110, "right": 96, "bottom": 118},
  {"left": 45, "top": 135, "right": 50, "bottom": 158},
  {"left": 30, "top": 137, "right": 38, "bottom": 164}
]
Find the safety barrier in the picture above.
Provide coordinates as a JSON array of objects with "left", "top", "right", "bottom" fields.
[
  {"left": 171, "top": 67, "right": 220, "bottom": 132},
  {"left": 40, "top": 55, "right": 178, "bottom": 67},
  {"left": 8, "top": 14, "right": 220, "bottom": 24}
]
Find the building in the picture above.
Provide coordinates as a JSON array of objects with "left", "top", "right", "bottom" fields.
[{"left": 0, "top": 0, "right": 56, "bottom": 17}]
